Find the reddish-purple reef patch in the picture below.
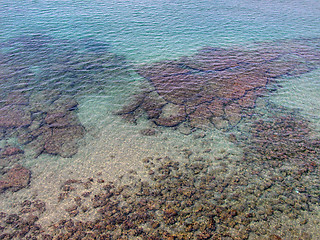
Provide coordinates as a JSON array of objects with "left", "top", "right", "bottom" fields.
[
  {"left": 0, "top": 165, "right": 31, "bottom": 193},
  {"left": 118, "top": 39, "right": 320, "bottom": 130}
]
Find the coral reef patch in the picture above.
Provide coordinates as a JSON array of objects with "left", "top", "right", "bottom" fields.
[
  {"left": 0, "top": 165, "right": 31, "bottom": 193},
  {"left": 1, "top": 101, "right": 319, "bottom": 238},
  {"left": 0, "top": 35, "right": 319, "bottom": 239},
  {"left": 0, "top": 34, "right": 131, "bottom": 161},
  {"left": 118, "top": 38, "right": 320, "bottom": 130},
  {"left": 0, "top": 137, "right": 318, "bottom": 239},
  {"left": 0, "top": 91, "right": 85, "bottom": 159},
  {"left": 243, "top": 114, "right": 320, "bottom": 166}
]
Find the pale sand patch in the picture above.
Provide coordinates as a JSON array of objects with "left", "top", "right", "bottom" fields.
[{"left": 270, "top": 68, "right": 320, "bottom": 133}]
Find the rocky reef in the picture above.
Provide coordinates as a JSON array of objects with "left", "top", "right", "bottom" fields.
[
  {"left": 0, "top": 165, "right": 31, "bottom": 193},
  {"left": 0, "top": 34, "right": 129, "bottom": 97},
  {"left": 1, "top": 104, "right": 319, "bottom": 239},
  {"left": 0, "top": 35, "right": 319, "bottom": 239},
  {"left": 243, "top": 114, "right": 320, "bottom": 165},
  {"left": 0, "top": 199, "right": 46, "bottom": 239},
  {"left": 118, "top": 38, "right": 320, "bottom": 131},
  {"left": 0, "top": 34, "right": 132, "bottom": 196},
  {"left": 0, "top": 141, "right": 318, "bottom": 239},
  {"left": 0, "top": 34, "right": 131, "bottom": 162},
  {"left": 0, "top": 91, "right": 85, "bottom": 160}
]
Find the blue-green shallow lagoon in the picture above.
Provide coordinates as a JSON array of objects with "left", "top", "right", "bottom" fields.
[
  {"left": 0, "top": 0, "right": 319, "bottom": 239},
  {"left": 1, "top": 0, "right": 320, "bottom": 62}
]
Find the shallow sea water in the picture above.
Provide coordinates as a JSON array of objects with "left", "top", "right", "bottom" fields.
[{"left": 0, "top": 0, "right": 320, "bottom": 239}]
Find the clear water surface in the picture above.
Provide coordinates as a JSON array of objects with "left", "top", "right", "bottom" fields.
[{"left": 0, "top": 0, "right": 319, "bottom": 239}]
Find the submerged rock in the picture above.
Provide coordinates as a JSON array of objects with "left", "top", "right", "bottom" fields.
[
  {"left": 243, "top": 113, "right": 320, "bottom": 170},
  {"left": 44, "top": 125, "right": 85, "bottom": 158},
  {"left": 0, "top": 146, "right": 25, "bottom": 169},
  {"left": 6, "top": 94, "right": 87, "bottom": 158},
  {"left": 5, "top": 92, "right": 29, "bottom": 106},
  {"left": 0, "top": 34, "right": 132, "bottom": 159},
  {"left": 0, "top": 165, "right": 31, "bottom": 193},
  {"left": 154, "top": 103, "right": 186, "bottom": 127},
  {"left": 118, "top": 39, "right": 320, "bottom": 130},
  {"left": 45, "top": 111, "right": 80, "bottom": 128},
  {"left": 0, "top": 105, "right": 31, "bottom": 128},
  {"left": 140, "top": 128, "right": 157, "bottom": 136},
  {"left": 1, "top": 146, "right": 24, "bottom": 157}
]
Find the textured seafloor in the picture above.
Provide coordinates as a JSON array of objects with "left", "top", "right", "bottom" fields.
[
  {"left": 0, "top": 33, "right": 319, "bottom": 239},
  {"left": 1, "top": 0, "right": 320, "bottom": 238}
]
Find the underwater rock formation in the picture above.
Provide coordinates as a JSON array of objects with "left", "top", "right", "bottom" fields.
[
  {"left": 243, "top": 114, "right": 320, "bottom": 167},
  {"left": 0, "top": 34, "right": 130, "bottom": 97},
  {"left": 118, "top": 38, "right": 320, "bottom": 130},
  {"left": 0, "top": 146, "right": 25, "bottom": 169},
  {"left": 0, "top": 165, "right": 31, "bottom": 193},
  {"left": 1, "top": 150, "right": 316, "bottom": 239},
  {"left": 0, "top": 109, "right": 318, "bottom": 238},
  {"left": 0, "top": 91, "right": 85, "bottom": 159},
  {"left": 0, "top": 105, "right": 32, "bottom": 128},
  {"left": 0, "top": 199, "right": 46, "bottom": 239},
  {"left": 0, "top": 34, "right": 133, "bottom": 159},
  {"left": 22, "top": 93, "right": 85, "bottom": 158},
  {"left": 1, "top": 146, "right": 24, "bottom": 157},
  {"left": 43, "top": 125, "right": 85, "bottom": 158}
]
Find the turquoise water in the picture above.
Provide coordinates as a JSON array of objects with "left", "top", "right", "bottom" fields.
[
  {"left": 0, "top": 0, "right": 320, "bottom": 239},
  {"left": 1, "top": 0, "right": 320, "bottom": 61}
]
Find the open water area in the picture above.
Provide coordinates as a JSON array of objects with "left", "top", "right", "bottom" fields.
[{"left": 0, "top": 0, "right": 320, "bottom": 239}]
